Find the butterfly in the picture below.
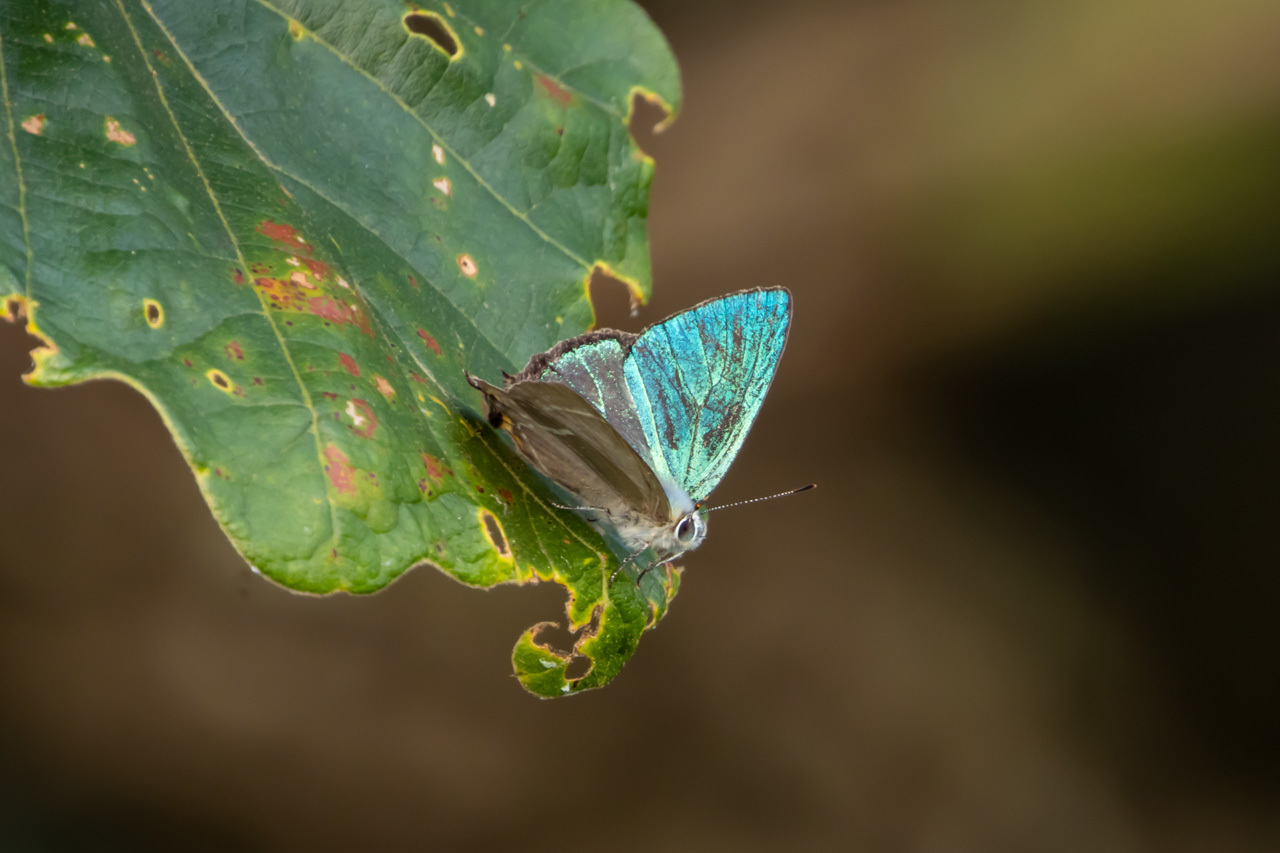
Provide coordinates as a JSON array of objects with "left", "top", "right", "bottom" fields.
[{"left": 467, "top": 287, "right": 794, "bottom": 577}]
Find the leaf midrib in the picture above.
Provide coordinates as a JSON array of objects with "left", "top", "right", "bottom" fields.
[{"left": 120, "top": 0, "right": 342, "bottom": 559}]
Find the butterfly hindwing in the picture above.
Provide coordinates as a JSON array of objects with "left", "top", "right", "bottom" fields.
[
  {"left": 528, "top": 334, "right": 658, "bottom": 471},
  {"left": 467, "top": 375, "right": 672, "bottom": 522},
  {"left": 623, "top": 288, "right": 791, "bottom": 504}
]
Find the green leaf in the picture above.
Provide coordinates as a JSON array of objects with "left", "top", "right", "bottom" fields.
[{"left": 0, "top": 0, "right": 682, "bottom": 696}]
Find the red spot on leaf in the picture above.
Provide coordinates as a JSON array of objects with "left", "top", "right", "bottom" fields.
[
  {"left": 321, "top": 391, "right": 339, "bottom": 401},
  {"left": 350, "top": 307, "right": 373, "bottom": 336},
  {"left": 305, "top": 294, "right": 372, "bottom": 336},
  {"left": 182, "top": 358, "right": 193, "bottom": 368},
  {"left": 421, "top": 453, "right": 453, "bottom": 483},
  {"left": 346, "top": 399, "right": 378, "bottom": 438},
  {"left": 409, "top": 372, "right": 426, "bottom": 385},
  {"left": 233, "top": 268, "right": 245, "bottom": 284},
  {"left": 323, "top": 447, "right": 357, "bottom": 491},
  {"left": 252, "top": 377, "right": 263, "bottom": 386},
  {"left": 303, "top": 258, "right": 330, "bottom": 281},
  {"left": 537, "top": 75, "right": 572, "bottom": 107},
  {"left": 224, "top": 340, "right": 244, "bottom": 361},
  {"left": 250, "top": 262, "right": 271, "bottom": 275},
  {"left": 416, "top": 329, "right": 442, "bottom": 356},
  {"left": 498, "top": 488, "right": 514, "bottom": 504},
  {"left": 408, "top": 275, "right": 418, "bottom": 289},
  {"left": 256, "top": 220, "right": 313, "bottom": 254},
  {"left": 338, "top": 353, "right": 360, "bottom": 377}
]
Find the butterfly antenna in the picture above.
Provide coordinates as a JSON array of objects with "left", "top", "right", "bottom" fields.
[{"left": 699, "top": 483, "right": 816, "bottom": 514}]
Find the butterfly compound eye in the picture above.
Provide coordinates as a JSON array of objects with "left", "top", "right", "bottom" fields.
[{"left": 676, "top": 516, "right": 696, "bottom": 543}]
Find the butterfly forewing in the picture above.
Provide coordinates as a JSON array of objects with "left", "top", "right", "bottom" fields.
[{"left": 623, "top": 289, "right": 791, "bottom": 504}]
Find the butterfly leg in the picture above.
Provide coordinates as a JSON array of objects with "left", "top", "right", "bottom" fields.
[
  {"left": 633, "top": 558, "right": 673, "bottom": 589},
  {"left": 608, "top": 546, "right": 649, "bottom": 584}
]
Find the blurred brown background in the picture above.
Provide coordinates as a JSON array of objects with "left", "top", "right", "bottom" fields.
[{"left": 3, "top": 0, "right": 1279, "bottom": 849}]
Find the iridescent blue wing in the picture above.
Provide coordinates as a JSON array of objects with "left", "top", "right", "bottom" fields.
[
  {"left": 622, "top": 288, "right": 791, "bottom": 504},
  {"left": 518, "top": 331, "right": 657, "bottom": 468}
]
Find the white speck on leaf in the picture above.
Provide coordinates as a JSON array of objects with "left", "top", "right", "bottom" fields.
[
  {"left": 432, "top": 144, "right": 444, "bottom": 164},
  {"left": 484, "top": 93, "right": 496, "bottom": 107},
  {"left": 346, "top": 400, "right": 366, "bottom": 427},
  {"left": 433, "top": 177, "right": 451, "bottom": 196}
]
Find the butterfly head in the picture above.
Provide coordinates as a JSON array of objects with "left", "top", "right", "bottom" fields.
[
  {"left": 673, "top": 510, "right": 707, "bottom": 550},
  {"left": 644, "top": 478, "right": 706, "bottom": 557}
]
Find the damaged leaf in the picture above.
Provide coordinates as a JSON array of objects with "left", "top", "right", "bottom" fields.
[{"left": 0, "top": 0, "right": 681, "bottom": 696}]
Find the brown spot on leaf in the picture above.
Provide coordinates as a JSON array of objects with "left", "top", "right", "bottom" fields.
[
  {"left": 252, "top": 377, "right": 263, "bottom": 386},
  {"left": 323, "top": 445, "right": 356, "bottom": 494},
  {"left": 321, "top": 391, "right": 339, "bottom": 401},
  {"left": 104, "top": 117, "right": 136, "bottom": 145},
  {"left": 498, "top": 488, "right": 514, "bottom": 505},
  {"left": 224, "top": 340, "right": 245, "bottom": 361},
  {"left": 152, "top": 49, "right": 170, "bottom": 65},
  {"left": 375, "top": 376, "right": 395, "bottom": 399},
  {"left": 409, "top": 371, "right": 426, "bottom": 385},
  {"left": 233, "top": 268, "right": 245, "bottom": 284},
  {"left": 537, "top": 75, "right": 573, "bottom": 107},
  {"left": 416, "top": 329, "right": 442, "bottom": 356},
  {"left": 338, "top": 353, "right": 360, "bottom": 377},
  {"left": 457, "top": 254, "right": 477, "bottom": 277},
  {"left": 21, "top": 114, "right": 45, "bottom": 135},
  {"left": 76, "top": 32, "right": 94, "bottom": 47}
]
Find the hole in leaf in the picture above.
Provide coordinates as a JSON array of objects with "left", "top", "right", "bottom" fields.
[
  {"left": 533, "top": 622, "right": 575, "bottom": 656},
  {"left": 589, "top": 265, "right": 642, "bottom": 326},
  {"left": 479, "top": 509, "right": 510, "bottom": 559},
  {"left": 207, "top": 369, "right": 232, "bottom": 392},
  {"left": 143, "top": 298, "right": 163, "bottom": 328},
  {"left": 628, "top": 92, "right": 672, "bottom": 160},
  {"left": 564, "top": 654, "right": 591, "bottom": 680},
  {"left": 404, "top": 12, "right": 458, "bottom": 57}
]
